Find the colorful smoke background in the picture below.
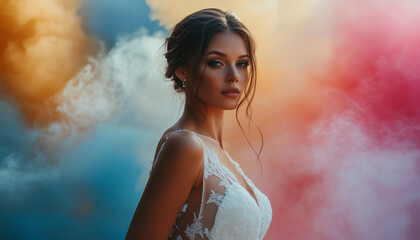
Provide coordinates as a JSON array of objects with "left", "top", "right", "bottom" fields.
[{"left": 1, "top": 0, "right": 419, "bottom": 239}]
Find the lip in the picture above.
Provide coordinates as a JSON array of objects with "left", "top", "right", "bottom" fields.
[
  {"left": 221, "top": 87, "right": 240, "bottom": 98},
  {"left": 221, "top": 87, "right": 240, "bottom": 94},
  {"left": 222, "top": 92, "right": 239, "bottom": 98}
]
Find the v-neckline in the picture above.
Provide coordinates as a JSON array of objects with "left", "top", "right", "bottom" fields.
[
  {"left": 223, "top": 149, "right": 261, "bottom": 209},
  {"left": 190, "top": 130, "right": 260, "bottom": 208}
]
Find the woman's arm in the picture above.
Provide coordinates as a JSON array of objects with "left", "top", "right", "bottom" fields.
[{"left": 125, "top": 131, "right": 204, "bottom": 240}]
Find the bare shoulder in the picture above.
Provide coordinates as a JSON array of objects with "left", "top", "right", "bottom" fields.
[
  {"left": 153, "top": 129, "right": 204, "bottom": 176},
  {"left": 166, "top": 129, "right": 202, "bottom": 147},
  {"left": 160, "top": 130, "right": 203, "bottom": 156}
]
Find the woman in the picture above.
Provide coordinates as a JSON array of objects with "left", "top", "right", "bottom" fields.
[{"left": 126, "top": 8, "right": 272, "bottom": 240}]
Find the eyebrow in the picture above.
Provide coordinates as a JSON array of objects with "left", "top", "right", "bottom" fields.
[{"left": 205, "top": 50, "right": 249, "bottom": 58}]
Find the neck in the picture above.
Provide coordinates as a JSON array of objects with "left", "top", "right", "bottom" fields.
[{"left": 175, "top": 102, "right": 225, "bottom": 148}]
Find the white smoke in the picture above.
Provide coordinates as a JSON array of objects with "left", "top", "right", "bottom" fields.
[{"left": 54, "top": 28, "right": 180, "bottom": 135}]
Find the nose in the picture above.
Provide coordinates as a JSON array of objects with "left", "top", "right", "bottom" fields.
[{"left": 226, "top": 64, "right": 239, "bottom": 82}]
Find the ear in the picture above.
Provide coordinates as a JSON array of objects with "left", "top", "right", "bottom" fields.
[{"left": 175, "top": 67, "right": 187, "bottom": 81}]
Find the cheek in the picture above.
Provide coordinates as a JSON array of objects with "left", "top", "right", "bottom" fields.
[
  {"left": 240, "top": 71, "right": 249, "bottom": 86},
  {"left": 202, "top": 70, "right": 223, "bottom": 90}
]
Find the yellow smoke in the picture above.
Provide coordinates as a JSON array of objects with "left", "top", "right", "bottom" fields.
[{"left": 0, "top": 0, "right": 97, "bottom": 126}]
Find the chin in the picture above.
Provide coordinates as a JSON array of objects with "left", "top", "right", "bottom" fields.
[
  {"left": 211, "top": 101, "right": 239, "bottom": 111},
  {"left": 223, "top": 104, "right": 238, "bottom": 110}
]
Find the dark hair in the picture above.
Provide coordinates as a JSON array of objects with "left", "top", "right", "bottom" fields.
[{"left": 164, "top": 8, "right": 264, "bottom": 174}]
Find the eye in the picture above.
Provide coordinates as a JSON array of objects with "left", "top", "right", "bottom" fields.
[
  {"left": 237, "top": 61, "right": 250, "bottom": 68},
  {"left": 207, "top": 60, "right": 223, "bottom": 68}
]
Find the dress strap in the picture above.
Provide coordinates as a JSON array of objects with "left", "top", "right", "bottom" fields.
[{"left": 149, "top": 129, "right": 205, "bottom": 175}]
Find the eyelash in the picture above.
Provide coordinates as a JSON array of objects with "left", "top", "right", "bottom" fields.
[
  {"left": 237, "top": 61, "right": 250, "bottom": 67},
  {"left": 207, "top": 60, "right": 250, "bottom": 68}
]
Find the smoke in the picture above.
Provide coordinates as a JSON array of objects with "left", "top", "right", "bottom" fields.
[
  {"left": 263, "top": 106, "right": 420, "bottom": 239},
  {"left": 1, "top": 0, "right": 174, "bottom": 194},
  {"left": 0, "top": 0, "right": 98, "bottom": 127},
  {"left": 51, "top": 27, "right": 180, "bottom": 190},
  {"left": 0, "top": 1, "right": 181, "bottom": 238},
  {"left": 0, "top": 23, "right": 175, "bottom": 193},
  {"left": 52, "top": 28, "right": 174, "bottom": 135}
]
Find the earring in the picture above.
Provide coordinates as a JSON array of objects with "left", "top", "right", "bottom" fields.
[{"left": 182, "top": 79, "right": 186, "bottom": 88}]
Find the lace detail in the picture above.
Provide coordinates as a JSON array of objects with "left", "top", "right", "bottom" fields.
[
  {"left": 152, "top": 129, "right": 272, "bottom": 240},
  {"left": 170, "top": 203, "right": 188, "bottom": 238},
  {"left": 185, "top": 212, "right": 210, "bottom": 239},
  {"left": 181, "top": 203, "right": 188, "bottom": 212},
  {"left": 205, "top": 147, "right": 239, "bottom": 185},
  {"left": 206, "top": 190, "right": 224, "bottom": 207}
]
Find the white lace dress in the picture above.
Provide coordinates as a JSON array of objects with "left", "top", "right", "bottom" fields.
[{"left": 150, "top": 129, "right": 272, "bottom": 240}]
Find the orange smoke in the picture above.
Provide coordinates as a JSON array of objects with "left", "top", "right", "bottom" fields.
[{"left": 0, "top": 0, "right": 97, "bottom": 127}]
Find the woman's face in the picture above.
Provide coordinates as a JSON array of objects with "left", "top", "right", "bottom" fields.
[{"left": 196, "top": 31, "right": 250, "bottom": 110}]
